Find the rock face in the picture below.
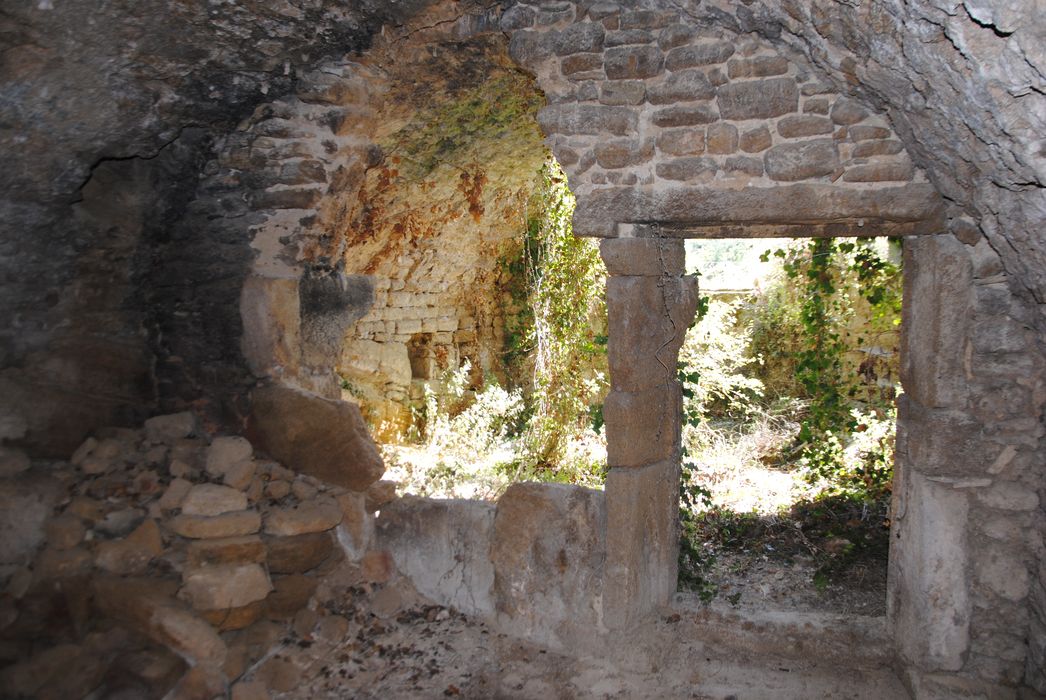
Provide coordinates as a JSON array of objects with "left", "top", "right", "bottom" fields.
[{"left": 247, "top": 384, "right": 385, "bottom": 491}]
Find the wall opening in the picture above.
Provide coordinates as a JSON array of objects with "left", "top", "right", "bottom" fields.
[{"left": 677, "top": 236, "right": 903, "bottom": 617}]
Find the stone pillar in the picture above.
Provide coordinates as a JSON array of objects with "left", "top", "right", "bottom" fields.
[{"left": 599, "top": 237, "right": 698, "bottom": 629}]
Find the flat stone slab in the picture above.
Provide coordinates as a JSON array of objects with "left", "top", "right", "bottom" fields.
[{"left": 573, "top": 184, "right": 945, "bottom": 238}]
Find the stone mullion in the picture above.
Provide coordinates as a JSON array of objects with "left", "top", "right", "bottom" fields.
[{"left": 599, "top": 237, "right": 698, "bottom": 629}]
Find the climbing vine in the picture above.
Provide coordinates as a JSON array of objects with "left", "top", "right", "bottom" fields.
[
  {"left": 502, "top": 156, "right": 608, "bottom": 477},
  {"left": 760, "top": 238, "right": 902, "bottom": 498}
]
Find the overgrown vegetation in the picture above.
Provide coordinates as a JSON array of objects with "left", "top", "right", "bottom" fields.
[
  {"left": 382, "top": 156, "right": 608, "bottom": 497},
  {"left": 677, "top": 237, "right": 903, "bottom": 608}
]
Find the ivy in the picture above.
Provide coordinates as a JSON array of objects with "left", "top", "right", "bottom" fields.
[{"left": 501, "top": 156, "right": 608, "bottom": 478}]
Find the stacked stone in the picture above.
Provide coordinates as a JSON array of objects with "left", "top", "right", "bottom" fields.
[
  {"left": 598, "top": 237, "right": 698, "bottom": 629},
  {"left": 506, "top": 3, "right": 919, "bottom": 193},
  {"left": 0, "top": 411, "right": 392, "bottom": 699}
]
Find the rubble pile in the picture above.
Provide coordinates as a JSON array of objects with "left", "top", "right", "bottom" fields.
[{"left": 0, "top": 412, "right": 397, "bottom": 699}]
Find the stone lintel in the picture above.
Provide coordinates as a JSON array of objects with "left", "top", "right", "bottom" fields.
[
  {"left": 573, "top": 183, "right": 946, "bottom": 238},
  {"left": 603, "top": 459, "right": 681, "bottom": 630}
]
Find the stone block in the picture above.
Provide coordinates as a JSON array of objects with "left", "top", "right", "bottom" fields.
[
  {"left": 657, "top": 23, "right": 694, "bottom": 50},
  {"left": 599, "top": 238, "right": 685, "bottom": 277},
  {"left": 188, "top": 535, "right": 266, "bottom": 568},
  {"left": 849, "top": 125, "right": 892, "bottom": 141},
  {"left": 339, "top": 338, "right": 411, "bottom": 387},
  {"left": 554, "top": 21, "right": 605, "bottom": 55},
  {"left": 899, "top": 397, "right": 992, "bottom": 477},
  {"left": 599, "top": 80, "right": 646, "bottom": 105},
  {"left": 739, "top": 125, "right": 772, "bottom": 153},
  {"left": 594, "top": 138, "right": 654, "bottom": 168},
  {"left": 764, "top": 139, "right": 839, "bottom": 181},
  {"left": 665, "top": 42, "right": 735, "bottom": 70},
  {"left": 656, "top": 128, "right": 705, "bottom": 156},
  {"left": 830, "top": 97, "right": 869, "bottom": 125},
  {"left": 264, "top": 499, "right": 342, "bottom": 536},
  {"left": 605, "top": 29, "right": 653, "bottom": 47},
  {"left": 901, "top": 235, "right": 972, "bottom": 409},
  {"left": 620, "top": 9, "right": 676, "bottom": 29},
  {"left": 717, "top": 77, "right": 798, "bottom": 119},
  {"left": 247, "top": 383, "right": 385, "bottom": 491},
  {"left": 537, "top": 104, "right": 638, "bottom": 136},
  {"left": 492, "top": 483, "right": 606, "bottom": 647},
  {"left": 724, "top": 155, "right": 764, "bottom": 176},
  {"left": 777, "top": 115, "right": 834, "bottom": 138},
  {"left": 561, "top": 53, "right": 603, "bottom": 76},
  {"left": 604, "top": 45, "right": 665, "bottom": 79},
  {"left": 603, "top": 460, "right": 680, "bottom": 630},
  {"left": 843, "top": 162, "right": 914, "bottom": 182},
  {"left": 604, "top": 383, "right": 682, "bottom": 468},
  {"left": 851, "top": 139, "right": 904, "bottom": 157},
  {"left": 726, "top": 55, "right": 789, "bottom": 78},
  {"left": 181, "top": 484, "right": 249, "bottom": 517},
  {"left": 206, "top": 436, "right": 253, "bottom": 477},
  {"left": 375, "top": 497, "right": 495, "bottom": 617},
  {"left": 651, "top": 104, "right": 718, "bottom": 127},
  {"left": 705, "top": 123, "right": 738, "bottom": 154},
  {"left": 180, "top": 563, "right": 272, "bottom": 611},
  {"left": 168, "top": 511, "right": 262, "bottom": 539},
  {"left": 656, "top": 156, "right": 717, "bottom": 181},
  {"left": 606, "top": 275, "right": 699, "bottom": 392},
  {"left": 646, "top": 69, "right": 715, "bottom": 104}
]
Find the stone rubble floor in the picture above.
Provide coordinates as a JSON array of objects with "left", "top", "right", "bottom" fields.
[{"left": 265, "top": 578, "right": 910, "bottom": 700}]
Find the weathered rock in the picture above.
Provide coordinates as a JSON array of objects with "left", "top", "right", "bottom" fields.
[
  {"left": 727, "top": 55, "right": 789, "bottom": 78},
  {"left": 144, "top": 412, "right": 196, "bottom": 444},
  {"left": 205, "top": 436, "right": 253, "bottom": 478},
  {"left": 604, "top": 383, "right": 682, "bottom": 468},
  {"left": 223, "top": 460, "right": 257, "bottom": 491},
  {"left": 168, "top": 511, "right": 262, "bottom": 539},
  {"left": 290, "top": 478, "right": 318, "bottom": 500},
  {"left": 647, "top": 69, "right": 715, "bottom": 103},
  {"left": 165, "top": 664, "right": 226, "bottom": 700},
  {"left": 159, "top": 478, "right": 194, "bottom": 511},
  {"left": 180, "top": 563, "right": 272, "bottom": 611},
  {"left": 492, "top": 483, "right": 606, "bottom": 647},
  {"left": 93, "top": 575, "right": 227, "bottom": 666},
  {"left": 255, "top": 656, "right": 301, "bottom": 693},
  {"left": 187, "top": 535, "right": 266, "bottom": 568},
  {"left": 599, "top": 80, "right": 646, "bottom": 105},
  {"left": 537, "top": 104, "right": 637, "bottom": 136},
  {"left": 0, "top": 643, "right": 108, "bottom": 700},
  {"left": 247, "top": 384, "right": 385, "bottom": 491},
  {"left": 594, "top": 138, "right": 654, "bottom": 169},
  {"left": 266, "top": 532, "right": 333, "bottom": 574},
  {"left": 95, "top": 507, "right": 146, "bottom": 538},
  {"left": 651, "top": 105, "right": 718, "bottom": 128},
  {"left": 265, "top": 479, "right": 291, "bottom": 500},
  {"left": 600, "top": 238, "right": 686, "bottom": 278},
  {"left": 181, "top": 484, "right": 248, "bottom": 517},
  {"left": 264, "top": 500, "right": 342, "bottom": 536},
  {"left": 376, "top": 497, "right": 495, "bottom": 616}
]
